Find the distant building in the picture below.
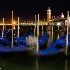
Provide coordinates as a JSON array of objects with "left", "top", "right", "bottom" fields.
[
  {"left": 60, "top": 13, "right": 64, "bottom": 18},
  {"left": 65, "top": 17, "right": 70, "bottom": 26},
  {"left": 47, "top": 7, "right": 51, "bottom": 21},
  {"left": 48, "top": 16, "right": 66, "bottom": 26}
]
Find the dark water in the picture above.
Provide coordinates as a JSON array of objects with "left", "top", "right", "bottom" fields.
[{"left": 0, "top": 55, "right": 70, "bottom": 70}]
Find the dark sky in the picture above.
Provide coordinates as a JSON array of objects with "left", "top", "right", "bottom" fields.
[{"left": 0, "top": 0, "right": 70, "bottom": 21}]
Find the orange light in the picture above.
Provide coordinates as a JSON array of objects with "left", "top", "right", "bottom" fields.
[{"left": 12, "top": 21, "right": 16, "bottom": 26}]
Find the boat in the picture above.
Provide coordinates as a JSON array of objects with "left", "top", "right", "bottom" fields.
[
  {"left": 55, "top": 33, "right": 70, "bottom": 49},
  {"left": 33, "top": 41, "right": 65, "bottom": 57},
  {"left": 0, "top": 32, "right": 49, "bottom": 51},
  {"left": 39, "top": 33, "right": 49, "bottom": 49},
  {"left": 26, "top": 33, "right": 49, "bottom": 50},
  {"left": 0, "top": 30, "right": 34, "bottom": 55},
  {"left": 0, "top": 28, "right": 69, "bottom": 58},
  {"left": 33, "top": 33, "right": 70, "bottom": 57}
]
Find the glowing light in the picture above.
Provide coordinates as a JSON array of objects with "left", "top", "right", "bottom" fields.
[
  {"left": 13, "top": 21, "right": 16, "bottom": 25},
  {"left": 14, "top": 34, "right": 15, "bottom": 35},
  {"left": 12, "top": 20, "right": 16, "bottom": 26},
  {"left": 57, "top": 22, "right": 60, "bottom": 26}
]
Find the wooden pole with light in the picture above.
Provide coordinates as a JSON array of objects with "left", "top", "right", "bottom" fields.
[
  {"left": 18, "top": 17, "right": 19, "bottom": 37},
  {"left": 51, "top": 16, "right": 53, "bottom": 42},
  {"left": 42, "top": 21, "right": 43, "bottom": 36},
  {"left": 2, "top": 18, "right": 4, "bottom": 37},
  {"left": 11, "top": 11, "right": 14, "bottom": 48},
  {"left": 66, "top": 11, "right": 69, "bottom": 56},
  {"left": 36, "top": 14, "right": 39, "bottom": 52},
  {"left": 34, "top": 15, "right": 36, "bottom": 37}
]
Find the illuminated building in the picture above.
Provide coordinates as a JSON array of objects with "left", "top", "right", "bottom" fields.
[{"left": 47, "top": 7, "right": 51, "bottom": 21}]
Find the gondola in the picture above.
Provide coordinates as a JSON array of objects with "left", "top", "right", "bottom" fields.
[{"left": 33, "top": 33, "right": 70, "bottom": 57}]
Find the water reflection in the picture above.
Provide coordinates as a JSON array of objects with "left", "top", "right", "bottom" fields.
[
  {"left": 36, "top": 57, "right": 38, "bottom": 70},
  {"left": 0, "top": 56, "right": 70, "bottom": 70},
  {"left": 65, "top": 59, "right": 67, "bottom": 70}
]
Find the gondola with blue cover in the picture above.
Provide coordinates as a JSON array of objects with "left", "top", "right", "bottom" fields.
[{"left": 33, "top": 33, "right": 70, "bottom": 56}]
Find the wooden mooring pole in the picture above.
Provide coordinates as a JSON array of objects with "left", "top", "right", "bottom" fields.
[
  {"left": 2, "top": 18, "right": 4, "bottom": 37},
  {"left": 18, "top": 17, "right": 19, "bottom": 37},
  {"left": 11, "top": 11, "right": 13, "bottom": 48},
  {"left": 36, "top": 14, "right": 39, "bottom": 52},
  {"left": 66, "top": 11, "right": 69, "bottom": 56}
]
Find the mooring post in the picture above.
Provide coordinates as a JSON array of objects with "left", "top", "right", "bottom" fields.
[
  {"left": 2, "top": 18, "right": 4, "bottom": 37},
  {"left": 11, "top": 11, "right": 13, "bottom": 48},
  {"left": 42, "top": 21, "right": 43, "bottom": 36},
  {"left": 51, "top": 16, "right": 53, "bottom": 42},
  {"left": 47, "top": 25, "right": 51, "bottom": 48},
  {"left": 36, "top": 14, "right": 39, "bottom": 52},
  {"left": 18, "top": 17, "right": 19, "bottom": 37},
  {"left": 57, "top": 25, "right": 59, "bottom": 39},
  {"left": 57, "top": 22, "right": 60, "bottom": 39},
  {"left": 66, "top": 11, "right": 69, "bottom": 56},
  {"left": 34, "top": 15, "right": 36, "bottom": 37}
]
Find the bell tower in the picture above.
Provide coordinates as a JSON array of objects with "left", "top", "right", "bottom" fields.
[{"left": 47, "top": 7, "right": 51, "bottom": 21}]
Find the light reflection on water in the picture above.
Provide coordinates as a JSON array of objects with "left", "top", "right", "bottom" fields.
[
  {"left": 36, "top": 57, "right": 38, "bottom": 70},
  {"left": 0, "top": 56, "right": 70, "bottom": 70},
  {"left": 65, "top": 59, "right": 67, "bottom": 70}
]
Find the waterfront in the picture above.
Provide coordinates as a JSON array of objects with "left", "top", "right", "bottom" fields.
[
  {"left": 0, "top": 0, "right": 70, "bottom": 70},
  {"left": 0, "top": 23, "right": 69, "bottom": 70},
  {"left": 0, "top": 56, "right": 70, "bottom": 70}
]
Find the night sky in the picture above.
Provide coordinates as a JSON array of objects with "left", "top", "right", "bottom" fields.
[{"left": 0, "top": 0, "right": 70, "bottom": 21}]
